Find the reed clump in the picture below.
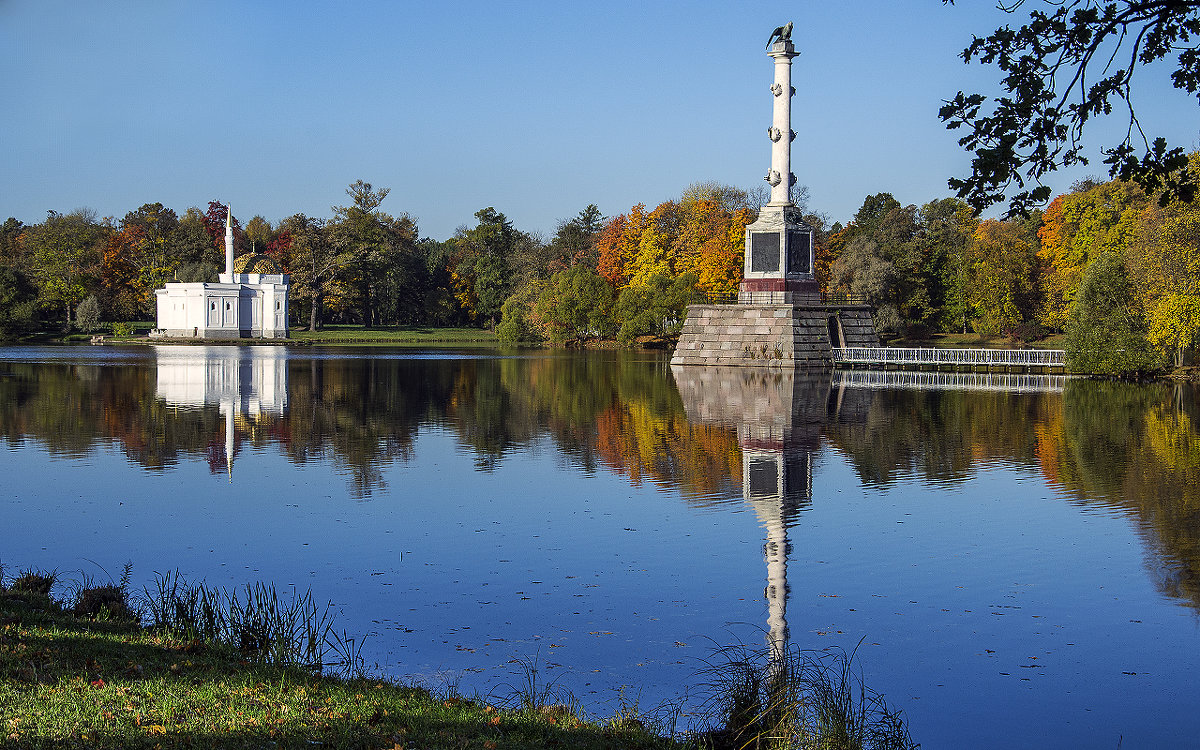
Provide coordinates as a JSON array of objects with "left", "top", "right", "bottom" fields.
[
  {"left": 142, "top": 569, "right": 363, "bottom": 676},
  {"left": 694, "top": 641, "right": 917, "bottom": 750}
]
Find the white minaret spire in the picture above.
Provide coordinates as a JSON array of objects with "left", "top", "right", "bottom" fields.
[
  {"left": 766, "top": 32, "right": 797, "bottom": 206},
  {"left": 224, "top": 205, "right": 234, "bottom": 279}
]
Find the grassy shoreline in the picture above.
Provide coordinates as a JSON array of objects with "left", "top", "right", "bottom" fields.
[
  {"left": 1, "top": 566, "right": 920, "bottom": 749},
  {"left": 0, "top": 581, "right": 676, "bottom": 749}
]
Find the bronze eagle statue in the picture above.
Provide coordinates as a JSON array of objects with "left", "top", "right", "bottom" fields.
[{"left": 766, "top": 22, "right": 793, "bottom": 49}]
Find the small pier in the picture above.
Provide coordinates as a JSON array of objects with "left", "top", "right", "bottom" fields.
[{"left": 831, "top": 347, "right": 1066, "bottom": 373}]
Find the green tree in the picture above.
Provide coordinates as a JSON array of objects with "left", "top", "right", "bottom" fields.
[
  {"left": 829, "top": 194, "right": 939, "bottom": 335},
  {"left": 22, "top": 209, "right": 109, "bottom": 330},
  {"left": 615, "top": 272, "right": 703, "bottom": 346},
  {"left": 0, "top": 265, "right": 36, "bottom": 337},
  {"left": 918, "top": 197, "right": 978, "bottom": 333},
  {"left": 280, "top": 214, "right": 347, "bottom": 331},
  {"left": 170, "top": 208, "right": 221, "bottom": 282},
  {"left": 942, "top": 0, "right": 1200, "bottom": 215},
  {"left": 533, "top": 265, "right": 617, "bottom": 343},
  {"left": 547, "top": 204, "right": 605, "bottom": 271},
  {"left": 496, "top": 281, "right": 548, "bottom": 344},
  {"left": 75, "top": 294, "right": 102, "bottom": 333},
  {"left": 330, "top": 180, "right": 416, "bottom": 327},
  {"left": 449, "top": 208, "right": 519, "bottom": 327},
  {"left": 1065, "top": 252, "right": 1163, "bottom": 375}
]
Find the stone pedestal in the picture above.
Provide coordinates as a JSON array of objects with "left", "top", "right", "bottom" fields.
[{"left": 670, "top": 303, "right": 878, "bottom": 368}]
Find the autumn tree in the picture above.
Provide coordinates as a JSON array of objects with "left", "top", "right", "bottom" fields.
[
  {"left": 594, "top": 186, "right": 754, "bottom": 305},
  {"left": 117, "top": 202, "right": 182, "bottom": 316},
  {"left": 966, "top": 219, "right": 1042, "bottom": 335},
  {"left": 942, "top": 0, "right": 1200, "bottom": 216},
  {"left": 1127, "top": 153, "right": 1200, "bottom": 365},
  {"left": 202, "top": 201, "right": 245, "bottom": 255},
  {"left": 1037, "top": 179, "right": 1149, "bottom": 329}
]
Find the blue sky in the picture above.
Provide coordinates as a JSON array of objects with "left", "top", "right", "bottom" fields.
[{"left": 2, "top": 1, "right": 1196, "bottom": 240}]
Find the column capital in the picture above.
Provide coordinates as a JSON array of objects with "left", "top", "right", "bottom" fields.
[{"left": 768, "top": 40, "right": 797, "bottom": 60}]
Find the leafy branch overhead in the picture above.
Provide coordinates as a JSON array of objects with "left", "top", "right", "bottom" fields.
[{"left": 941, "top": 0, "right": 1200, "bottom": 216}]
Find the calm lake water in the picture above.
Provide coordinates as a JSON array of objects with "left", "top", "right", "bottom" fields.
[{"left": 1, "top": 344, "right": 1198, "bottom": 747}]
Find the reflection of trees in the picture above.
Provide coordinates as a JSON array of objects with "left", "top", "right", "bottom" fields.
[
  {"left": 827, "top": 380, "right": 1200, "bottom": 611},
  {"left": 280, "top": 357, "right": 450, "bottom": 497},
  {"left": 1049, "top": 381, "right": 1200, "bottom": 607},
  {"left": 0, "top": 362, "right": 221, "bottom": 469},
  {"left": 6, "top": 353, "right": 1200, "bottom": 608},
  {"left": 0, "top": 352, "right": 741, "bottom": 505},
  {"left": 825, "top": 389, "right": 1057, "bottom": 487}
]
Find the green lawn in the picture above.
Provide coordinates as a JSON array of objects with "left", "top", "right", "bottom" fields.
[
  {"left": 287, "top": 325, "right": 500, "bottom": 345},
  {"left": 0, "top": 589, "right": 676, "bottom": 749}
]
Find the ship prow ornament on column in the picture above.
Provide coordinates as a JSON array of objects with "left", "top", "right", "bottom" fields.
[{"left": 671, "top": 25, "right": 877, "bottom": 369}]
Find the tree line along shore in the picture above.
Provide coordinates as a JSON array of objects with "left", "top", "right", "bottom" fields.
[{"left": 3, "top": 155, "right": 1198, "bottom": 376}]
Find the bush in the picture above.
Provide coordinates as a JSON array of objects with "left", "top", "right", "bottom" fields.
[
  {"left": 497, "top": 282, "right": 547, "bottom": 344},
  {"left": 112, "top": 322, "right": 135, "bottom": 337},
  {"left": 1006, "top": 321, "right": 1046, "bottom": 343}
]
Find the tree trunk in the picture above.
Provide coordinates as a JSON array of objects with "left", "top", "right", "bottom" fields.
[{"left": 310, "top": 294, "right": 323, "bottom": 331}]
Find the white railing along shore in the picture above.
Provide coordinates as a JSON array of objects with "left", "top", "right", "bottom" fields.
[{"left": 831, "top": 347, "right": 1065, "bottom": 368}]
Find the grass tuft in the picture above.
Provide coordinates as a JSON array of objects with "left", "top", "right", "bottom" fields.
[
  {"left": 694, "top": 640, "right": 917, "bottom": 750},
  {"left": 141, "top": 571, "right": 351, "bottom": 675},
  {"left": 9, "top": 568, "right": 56, "bottom": 597}
]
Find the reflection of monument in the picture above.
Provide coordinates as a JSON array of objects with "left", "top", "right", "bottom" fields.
[
  {"left": 672, "top": 366, "right": 832, "bottom": 661},
  {"left": 672, "top": 26, "right": 876, "bottom": 368},
  {"left": 154, "top": 346, "right": 288, "bottom": 476},
  {"left": 152, "top": 208, "right": 290, "bottom": 339}
]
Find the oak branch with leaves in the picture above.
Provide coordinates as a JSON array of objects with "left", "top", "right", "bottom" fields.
[{"left": 941, "top": 0, "right": 1200, "bottom": 216}]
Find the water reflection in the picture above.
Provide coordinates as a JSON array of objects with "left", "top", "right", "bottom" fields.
[
  {"left": 672, "top": 367, "right": 874, "bottom": 664},
  {"left": 155, "top": 346, "right": 288, "bottom": 476},
  {"left": 0, "top": 346, "right": 1197, "bottom": 615},
  {"left": 3, "top": 346, "right": 1200, "bottom": 745}
]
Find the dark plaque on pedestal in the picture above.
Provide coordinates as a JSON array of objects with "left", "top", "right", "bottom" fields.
[
  {"left": 751, "top": 232, "right": 781, "bottom": 273},
  {"left": 787, "top": 230, "right": 811, "bottom": 275}
]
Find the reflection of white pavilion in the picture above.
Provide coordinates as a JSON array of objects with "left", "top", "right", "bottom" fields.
[{"left": 154, "top": 345, "right": 288, "bottom": 477}]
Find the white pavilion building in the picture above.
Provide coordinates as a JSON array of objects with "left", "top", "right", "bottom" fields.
[{"left": 152, "top": 208, "right": 289, "bottom": 339}]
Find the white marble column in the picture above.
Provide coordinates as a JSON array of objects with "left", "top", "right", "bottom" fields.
[{"left": 767, "top": 41, "right": 797, "bottom": 207}]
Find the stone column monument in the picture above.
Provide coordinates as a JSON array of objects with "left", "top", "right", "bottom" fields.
[
  {"left": 671, "top": 24, "right": 877, "bottom": 368},
  {"left": 740, "top": 27, "right": 817, "bottom": 305}
]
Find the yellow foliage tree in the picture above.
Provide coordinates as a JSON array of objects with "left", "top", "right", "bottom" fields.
[{"left": 1037, "top": 180, "right": 1149, "bottom": 329}]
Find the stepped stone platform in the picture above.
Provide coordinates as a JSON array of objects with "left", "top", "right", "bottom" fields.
[{"left": 671, "top": 303, "right": 877, "bottom": 368}]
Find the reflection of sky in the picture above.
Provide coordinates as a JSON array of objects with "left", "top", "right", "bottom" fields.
[{"left": 1, "top": 347, "right": 1199, "bottom": 747}]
